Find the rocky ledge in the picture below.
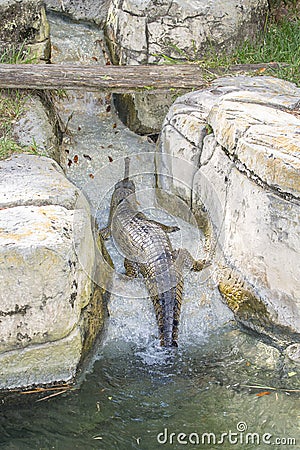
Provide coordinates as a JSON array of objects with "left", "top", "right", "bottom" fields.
[
  {"left": 157, "top": 76, "right": 300, "bottom": 346},
  {"left": 0, "top": 155, "right": 103, "bottom": 389}
]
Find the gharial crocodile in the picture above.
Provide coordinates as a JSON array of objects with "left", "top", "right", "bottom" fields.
[{"left": 100, "top": 157, "right": 207, "bottom": 347}]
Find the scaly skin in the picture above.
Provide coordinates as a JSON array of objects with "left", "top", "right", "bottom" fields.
[{"left": 101, "top": 158, "right": 205, "bottom": 347}]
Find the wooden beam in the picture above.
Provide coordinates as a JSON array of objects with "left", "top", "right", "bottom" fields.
[{"left": 0, "top": 62, "right": 282, "bottom": 93}]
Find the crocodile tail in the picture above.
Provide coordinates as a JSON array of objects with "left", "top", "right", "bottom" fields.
[
  {"left": 152, "top": 288, "right": 179, "bottom": 348},
  {"left": 161, "top": 339, "right": 178, "bottom": 347},
  {"left": 147, "top": 270, "right": 183, "bottom": 348},
  {"left": 163, "top": 338, "right": 178, "bottom": 347},
  {"left": 124, "top": 156, "right": 130, "bottom": 181}
]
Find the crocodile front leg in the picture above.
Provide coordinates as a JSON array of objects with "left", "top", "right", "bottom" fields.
[{"left": 173, "top": 248, "right": 209, "bottom": 271}]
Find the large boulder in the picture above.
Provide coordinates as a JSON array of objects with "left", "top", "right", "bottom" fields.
[
  {"left": 0, "top": 155, "right": 103, "bottom": 389},
  {"left": 0, "top": 0, "right": 51, "bottom": 62},
  {"left": 106, "top": 0, "right": 268, "bottom": 65},
  {"left": 105, "top": 0, "right": 268, "bottom": 134},
  {"left": 157, "top": 76, "right": 300, "bottom": 345}
]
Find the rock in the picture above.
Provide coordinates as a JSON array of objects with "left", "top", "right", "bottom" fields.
[
  {"left": 0, "top": 204, "right": 92, "bottom": 353},
  {"left": 13, "top": 93, "right": 62, "bottom": 163},
  {"left": 48, "top": 13, "right": 107, "bottom": 65},
  {"left": 0, "top": 154, "right": 78, "bottom": 209},
  {"left": 227, "top": 329, "right": 281, "bottom": 371},
  {"left": 106, "top": 0, "right": 268, "bottom": 65},
  {"left": 285, "top": 343, "right": 300, "bottom": 365},
  {"left": 0, "top": 328, "right": 82, "bottom": 389},
  {"left": 248, "top": 341, "right": 281, "bottom": 371},
  {"left": 0, "top": 0, "right": 51, "bottom": 62},
  {"left": 105, "top": 0, "right": 268, "bottom": 133},
  {"left": 45, "top": 0, "right": 110, "bottom": 26},
  {"left": 236, "top": 124, "right": 300, "bottom": 198},
  {"left": 0, "top": 155, "right": 101, "bottom": 390},
  {"left": 113, "top": 91, "right": 177, "bottom": 135},
  {"left": 157, "top": 76, "right": 300, "bottom": 343}
]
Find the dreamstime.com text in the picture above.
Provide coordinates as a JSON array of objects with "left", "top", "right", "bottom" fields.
[{"left": 156, "top": 422, "right": 297, "bottom": 446}]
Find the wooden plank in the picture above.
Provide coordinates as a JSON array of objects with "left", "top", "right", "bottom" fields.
[{"left": 0, "top": 62, "right": 282, "bottom": 93}]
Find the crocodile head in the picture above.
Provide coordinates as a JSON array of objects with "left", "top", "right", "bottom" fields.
[
  {"left": 112, "top": 178, "right": 135, "bottom": 206},
  {"left": 111, "top": 157, "right": 136, "bottom": 208}
]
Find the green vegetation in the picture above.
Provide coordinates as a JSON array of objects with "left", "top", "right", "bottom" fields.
[
  {"left": 161, "top": 14, "right": 300, "bottom": 86},
  {"left": 0, "top": 44, "right": 44, "bottom": 160},
  {"left": 230, "top": 18, "right": 300, "bottom": 86},
  {"left": 0, "top": 89, "right": 43, "bottom": 160},
  {"left": 0, "top": 43, "right": 37, "bottom": 64},
  {"left": 0, "top": 89, "right": 26, "bottom": 159}
]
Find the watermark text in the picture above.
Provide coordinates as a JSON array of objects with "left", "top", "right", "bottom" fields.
[{"left": 157, "top": 422, "right": 296, "bottom": 446}]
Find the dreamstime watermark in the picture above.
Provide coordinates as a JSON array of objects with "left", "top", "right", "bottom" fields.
[{"left": 156, "top": 422, "right": 297, "bottom": 446}]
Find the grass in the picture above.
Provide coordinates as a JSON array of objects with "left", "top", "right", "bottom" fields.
[
  {"left": 0, "top": 45, "right": 44, "bottom": 160},
  {"left": 0, "top": 43, "right": 37, "bottom": 65},
  {"left": 231, "top": 18, "right": 300, "bottom": 86},
  {"left": 0, "top": 89, "right": 26, "bottom": 158},
  {"left": 0, "top": 89, "right": 44, "bottom": 160},
  {"left": 0, "top": 89, "right": 45, "bottom": 160},
  {"left": 160, "top": 16, "right": 300, "bottom": 86}
]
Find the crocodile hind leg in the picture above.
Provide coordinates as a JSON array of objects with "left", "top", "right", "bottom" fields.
[
  {"left": 173, "top": 248, "right": 209, "bottom": 271},
  {"left": 136, "top": 213, "right": 180, "bottom": 233},
  {"left": 124, "top": 258, "right": 140, "bottom": 277},
  {"left": 148, "top": 219, "right": 180, "bottom": 233},
  {"left": 99, "top": 225, "right": 111, "bottom": 240},
  {"left": 96, "top": 233, "right": 114, "bottom": 268}
]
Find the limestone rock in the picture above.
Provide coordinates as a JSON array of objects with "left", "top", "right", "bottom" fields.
[
  {"left": 45, "top": 0, "right": 110, "bottom": 26},
  {"left": 0, "top": 204, "right": 92, "bottom": 351},
  {"left": 113, "top": 91, "right": 177, "bottom": 135},
  {"left": 105, "top": 0, "right": 267, "bottom": 134},
  {"left": 236, "top": 124, "right": 300, "bottom": 198},
  {"left": 208, "top": 91, "right": 300, "bottom": 156},
  {"left": 0, "top": 0, "right": 51, "bottom": 62},
  {"left": 0, "top": 155, "right": 99, "bottom": 389},
  {"left": 0, "top": 155, "right": 78, "bottom": 209},
  {"left": 106, "top": 0, "right": 268, "bottom": 65},
  {"left": 157, "top": 76, "right": 300, "bottom": 342},
  {"left": 0, "top": 329, "right": 82, "bottom": 389},
  {"left": 228, "top": 330, "right": 281, "bottom": 370},
  {"left": 286, "top": 343, "right": 300, "bottom": 365},
  {"left": 13, "top": 93, "right": 62, "bottom": 163}
]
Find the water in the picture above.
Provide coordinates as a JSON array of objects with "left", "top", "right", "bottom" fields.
[{"left": 0, "top": 329, "right": 299, "bottom": 449}]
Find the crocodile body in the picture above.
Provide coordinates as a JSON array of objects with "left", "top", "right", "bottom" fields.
[{"left": 101, "top": 158, "right": 205, "bottom": 347}]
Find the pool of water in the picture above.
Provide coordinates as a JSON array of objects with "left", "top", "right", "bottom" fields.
[{"left": 0, "top": 327, "right": 299, "bottom": 450}]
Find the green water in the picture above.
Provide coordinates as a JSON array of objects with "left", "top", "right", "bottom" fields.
[{"left": 0, "top": 327, "right": 299, "bottom": 450}]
